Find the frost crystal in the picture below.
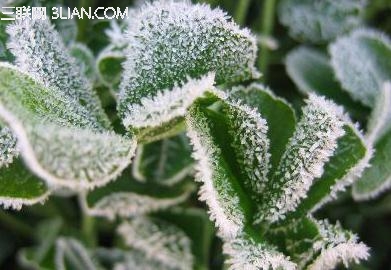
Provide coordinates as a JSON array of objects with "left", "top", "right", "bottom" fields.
[
  {"left": 118, "top": 218, "right": 193, "bottom": 270},
  {"left": 186, "top": 107, "right": 245, "bottom": 239},
  {"left": 308, "top": 220, "right": 370, "bottom": 270},
  {"left": 81, "top": 190, "right": 191, "bottom": 220},
  {"left": 118, "top": 0, "right": 259, "bottom": 129},
  {"left": 0, "top": 126, "right": 18, "bottom": 168},
  {"left": 257, "top": 95, "right": 346, "bottom": 223},
  {"left": 7, "top": 19, "right": 110, "bottom": 130},
  {"left": 225, "top": 102, "right": 270, "bottom": 199},
  {"left": 223, "top": 236, "right": 296, "bottom": 270}
]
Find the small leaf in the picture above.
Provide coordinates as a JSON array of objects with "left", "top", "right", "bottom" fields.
[
  {"left": 0, "top": 14, "right": 14, "bottom": 62},
  {"left": 132, "top": 133, "right": 194, "bottom": 186},
  {"left": 118, "top": 0, "right": 259, "bottom": 131},
  {"left": 0, "top": 125, "right": 17, "bottom": 168},
  {"left": 285, "top": 46, "right": 369, "bottom": 119},
  {"left": 0, "top": 64, "right": 136, "bottom": 190},
  {"left": 118, "top": 217, "right": 194, "bottom": 270},
  {"left": 329, "top": 28, "right": 391, "bottom": 107},
  {"left": 278, "top": 0, "right": 366, "bottom": 43},
  {"left": 255, "top": 95, "right": 346, "bottom": 223},
  {"left": 81, "top": 168, "right": 194, "bottom": 220}
]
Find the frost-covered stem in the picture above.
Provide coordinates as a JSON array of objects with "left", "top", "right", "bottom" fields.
[
  {"left": 259, "top": 0, "right": 276, "bottom": 79},
  {"left": 77, "top": 0, "right": 94, "bottom": 42},
  {"left": 81, "top": 213, "right": 95, "bottom": 247},
  {"left": 0, "top": 210, "right": 34, "bottom": 239},
  {"left": 234, "top": 0, "right": 251, "bottom": 25}
]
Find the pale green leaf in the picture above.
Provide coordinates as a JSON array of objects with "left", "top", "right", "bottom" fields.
[
  {"left": 329, "top": 28, "right": 391, "bottom": 107},
  {"left": 69, "top": 43, "right": 96, "bottom": 83},
  {"left": 278, "top": 0, "right": 366, "bottom": 43},
  {"left": 118, "top": 0, "right": 259, "bottom": 131},
  {"left": 55, "top": 238, "right": 99, "bottom": 270}
]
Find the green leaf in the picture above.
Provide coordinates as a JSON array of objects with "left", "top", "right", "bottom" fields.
[
  {"left": 81, "top": 168, "right": 194, "bottom": 220},
  {"left": 278, "top": 0, "right": 366, "bottom": 43},
  {"left": 117, "top": 217, "right": 194, "bottom": 270},
  {"left": 7, "top": 19, "right": 110, "bottom": 129},
  {"left": 255, "top": 95, "right": 346, "bottom": 223},
  {"left": 154, "top": 207, "right": 214, "bottom": 270},
  {"left": 284, "top": 124, "right": 367, "bottom": 218},
  {"left": 132, "top": 133, "right": 194, "bottom": 186},
  {"left": 96, "top": 45, "right": 125, "bottom": 90},
  {"left": 353, "top": 129, "right": 391, "bottom": 200},
  {"left": 0, "top": 14, "right": 14, "bottom": 62},
  {"left": 285, "top": 46, "right": 370, "bottom": 119},
  {"left": 0, "top": 158, "right": 50, "bottom": 210},
  {"left": 329, "top": 29, "right": 391, "bottom": 107},
  {"left": 118, "top": 0, "right": 259, "bottom": 132},
  {"left": 0, "top": 64, "right": 136, "bottom": 190},
  {"left": 228, "top": 83, "right": 296, "bottom": 172}
]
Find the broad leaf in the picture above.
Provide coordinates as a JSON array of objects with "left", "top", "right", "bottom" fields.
[
  {"left": 329, "top": 28, "right": 391, "bottom": 107},
  {"left": 285, "top": 46, "right": 369, "bottom": 119},
  {"left": 81, "top": 168, "right": 194, "bottom": 220},
  {"left": 132, "top": 133, "right": 194, "bottom": 186},
  {"left": 117, "top": 217, "right": 194, "bottom": 270},
  {"left": 0, "top": 64, "right": 136, "bottom": 190},
  {"left": 278, "top": 0, "right": 366, "bottom": 43},
  {"left": 118, "top": 0, "right": 259, "bottom": 134}
]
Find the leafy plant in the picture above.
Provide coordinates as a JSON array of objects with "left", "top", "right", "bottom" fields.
[{"left": 0, "top": 0, "right": 390, "bottom": 269}]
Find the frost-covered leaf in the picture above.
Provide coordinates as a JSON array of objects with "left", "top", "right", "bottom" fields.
[
  {"left": 223, "top": 235, "right": 296, "bottom": 270},
  {"left": 186, "top": 94, "right": 270, "bottom": 238},
  {"left": 81, "top": 168, "right": 194, "bottom": 220},
  {"left": 0, "top": 158, "right": 50, "bottom": 210},
  {"left": 366, "top": 82, "right": 391, "bottom": 144},
  {"left": 287, "top": 123, "right": 367, "bottom": 217},
  {"left": 0, "top": 15, "right": 13, "bottom": 62},
  {"left": 96, "top": 44, "right": 125, "bottom": 90},
  {"left": 255, "top": 95, "right": 346, "bottom": 223},
  {"left": 7, "top": 19, "right": 110, "bottom": 129},
  {"left": 228, "top": 83, "right": 296, "bottom": 171},
  {"left": 118, "top": 0, "right": 259, "bottom": 132},
  {"left": 267, "top": 217, "right": 369, "bottom": 269},
  {"left": 0, "top": 64, "right": 136, "bottom": 190},
  {"left": 132, "top": 133, "right": 193, "bottom": 186},
  {"left": 278, "top": 0, "right": 366, "bottom": 43},
  {"left": 69, "top": 43, "right": 96, "bottom": 83},
  {"left": 329, "top": 29, "right": 391, "bottom": 107},
  {"left": 307, "top": 219, "right": 369, "bottom": 270},
  {"left": 285, "top": 46, "right": 369, "bottom": 118},
  {"left": 353, "top": 129, "right": 391, "bottom": 200},
  {"left": 154, "top": 207, "right": 214, "bottom": 269},
  {"left": 352, "top": 83, "right": 391, "bottom": 199},
  {"left": 55, "top": 238, "right": 99, "bottom": 270},
  {"left": 0, "top": 125, "right": 17, "bottom": 168},
  {"left": 117, "top": 217, "right": 194, "bottom": 270}
]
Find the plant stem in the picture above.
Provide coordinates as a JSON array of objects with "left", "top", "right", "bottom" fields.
[
  {"left": 234, "top": 0, "right": 251, "bottom": 25},
  {"left": 0, "top": 210, "right": 34, "bottom": 239},
  {"left": 258, "top": 0, "right": 276, "bottom": 80},
  {"left": 82, "top": 213, "right": 96, "bottom": 247}
]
